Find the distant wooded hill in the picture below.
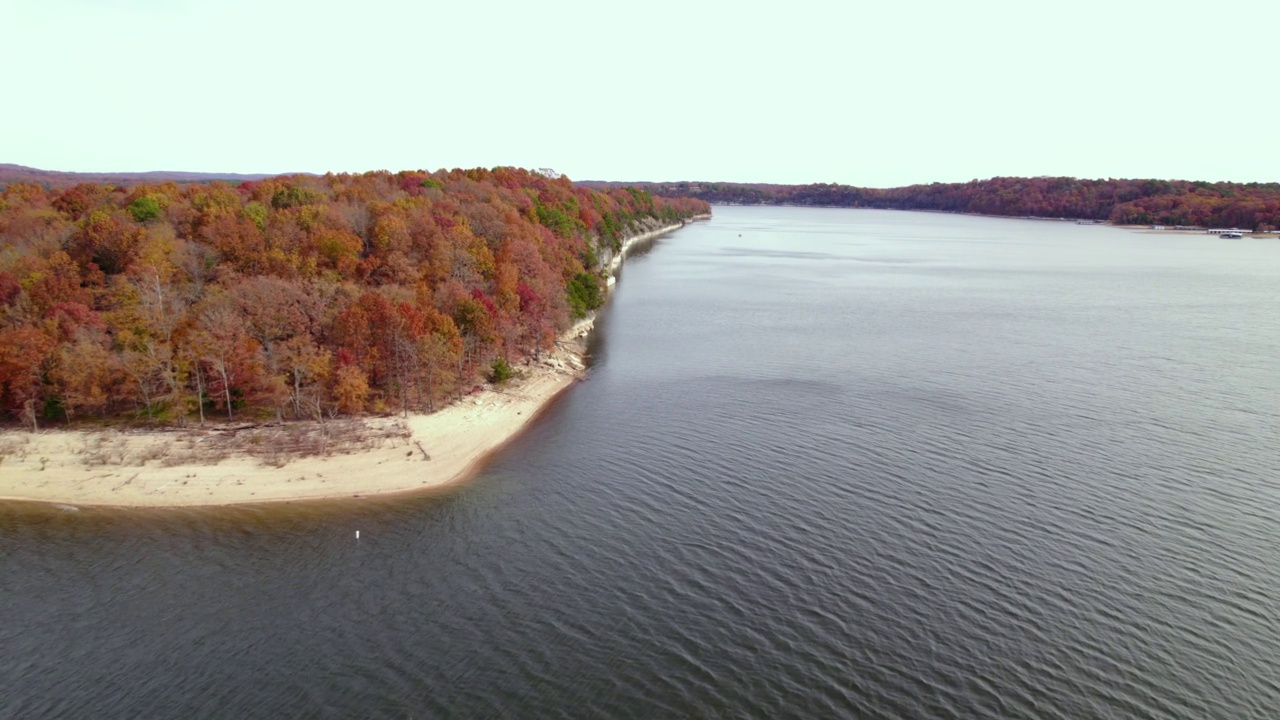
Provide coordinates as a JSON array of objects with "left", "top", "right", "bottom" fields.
[
  {"left": 0, "top": 164, "right": 282, "bottom": 189},
  {"left": 579, "top": 177, "right": 1280, "bottom": 230}
]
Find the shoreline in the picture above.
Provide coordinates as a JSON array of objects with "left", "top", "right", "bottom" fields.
[
  {"left": 710, "top": 203, "right": 1280, "bottom": 234},
  {"left": 0, "top": 220, "right": 701, "bottom": 510}
]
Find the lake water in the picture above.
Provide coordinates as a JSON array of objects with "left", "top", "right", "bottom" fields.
[{"left": 4, "top": 206, "right": 1279, "bottom": 718}]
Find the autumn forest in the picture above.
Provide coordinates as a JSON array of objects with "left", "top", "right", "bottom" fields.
[
  {"left": 0, "top": 168, "right": 709, "bottom": 428},
  {"left": 583, "top": 177, "right": 1280, "bottom": 230}
]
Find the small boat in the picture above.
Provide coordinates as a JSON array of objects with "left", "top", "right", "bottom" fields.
[{"left": 1221, "top": 231, "right": 1244, "bottom": 239}]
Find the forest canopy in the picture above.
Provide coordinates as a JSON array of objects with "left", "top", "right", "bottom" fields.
[
  {"left": 581, "top": 177, "right": 1280, "bottom": 231},
  {"left": 0, "top": 167, "right": 708, "bottom": 427}
]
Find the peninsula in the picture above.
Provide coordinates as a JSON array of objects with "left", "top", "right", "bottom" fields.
[{"left": 0, "top": 166, "right": 709, "bottom": 507}]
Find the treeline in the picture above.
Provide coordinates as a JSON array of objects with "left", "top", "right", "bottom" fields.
[
  {"left": 0, "top": 163, "right": 277, "bottom": 188},
  {"left": 580, "top": 177, "right": 1280, "bottom": 230},
  {"left": 0, "top": 167, "right": 709, "bottom": 427}
]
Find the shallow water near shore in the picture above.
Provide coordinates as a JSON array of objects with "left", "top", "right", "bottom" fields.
[{"left": 4, "top": 206, "right": 1280, "bottom": 718}]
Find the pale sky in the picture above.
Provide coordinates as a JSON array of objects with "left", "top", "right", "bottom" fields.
[{"left": 3, "top": 0, "right": 1276, "bottom": 187}]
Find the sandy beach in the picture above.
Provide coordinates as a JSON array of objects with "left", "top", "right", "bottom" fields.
[
  {"left": 0, "top": 338, "right": 585, "bottom": 509},
  {"left": 0, "top": 219, "right": 704, "bottom": 509}
]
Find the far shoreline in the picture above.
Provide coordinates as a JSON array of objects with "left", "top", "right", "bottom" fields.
[
  {"left": 709, "top": 203, "right": 1280, "bottom": 236},
  {"left": 0, "top": 217, "right": 708, "bottom": 510}
]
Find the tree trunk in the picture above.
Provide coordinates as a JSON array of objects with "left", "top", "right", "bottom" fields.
[
  {"left": 22, "top": 399, "right": 38, "bottom": 432},
  {"left": 217, "top": 364, "right": 233, "bottom": 421},
  {"left": 195, "top": 364, "right": 206, "bottom": 428}
]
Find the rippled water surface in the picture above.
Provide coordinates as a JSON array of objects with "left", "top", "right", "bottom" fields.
[{"left": 4, "top": 207, "right": 1280, "bottom": 718}]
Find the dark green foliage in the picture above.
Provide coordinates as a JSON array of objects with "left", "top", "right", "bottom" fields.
[
  {"left": 625, "top": 187, "right": 655, "bottom": 212},
  {"left": 598, "top": 212, "right": 622, "bottom": 252},
  {"left": 270, "top": 185, "right": 322, "bottom": 209},
  {"left": 566, "top": 272, "right": 603, "bottom": 319},
  {"left": 535, "top": 202, "right": 578, "bottom": 238},
  {"left": 41, "top": 394, "right": 65, "bottom": 422},
  {"left": 579, "top": 242, "right": 598, "bottom": 271},
  {"left": 128, "top": 196, "right": 162, "bottom": 222},
  {"left": 488, "top": 357, "right": 515, "bottom": 384}
]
